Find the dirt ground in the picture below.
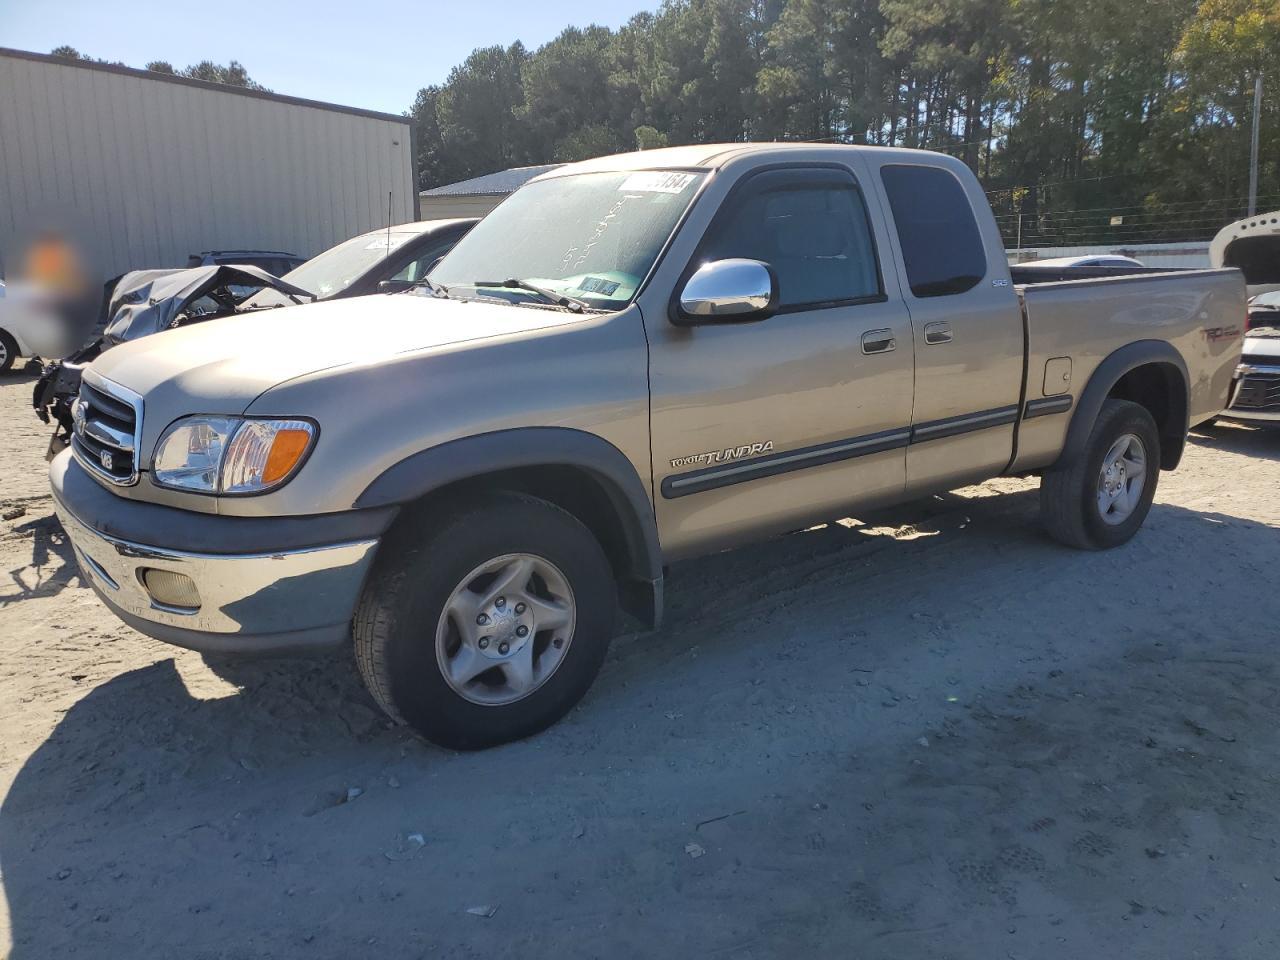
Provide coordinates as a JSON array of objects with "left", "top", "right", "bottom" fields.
[{"left": 2, "top": 369, "right": 1280, "bottom": 960}]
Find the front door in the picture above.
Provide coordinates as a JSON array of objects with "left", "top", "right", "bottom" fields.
[{"left": 645, "top": 164, "right": 916, "bottom": 558}]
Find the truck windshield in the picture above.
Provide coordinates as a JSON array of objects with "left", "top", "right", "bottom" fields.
[
  {"left": 431, "top": 169, "right": 706, "bottom": 310},
  {"left": 276, "top": 229, "right": 419, "bottom": 298}
]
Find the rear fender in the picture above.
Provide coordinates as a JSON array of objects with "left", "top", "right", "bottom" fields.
[{"left": 1052, "top": 340, "right": 1189, "bottom": 471}]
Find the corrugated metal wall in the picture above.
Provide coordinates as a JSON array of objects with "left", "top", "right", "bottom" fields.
[
  {"left": 418, "top": 195, "right": 506, "bottom": 220},
  {"left": 0, "top": 50, "right": 415, "bottom": 280}
]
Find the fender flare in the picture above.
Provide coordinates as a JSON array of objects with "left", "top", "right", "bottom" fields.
[
  {"left": 354, "top": 427, "right": 663, "bottom": 588},
  {"left": 1053, "top": 339, "right": 1190, "bottom": 471}
]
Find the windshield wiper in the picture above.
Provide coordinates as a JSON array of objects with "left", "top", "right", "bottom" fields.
[{"left": 471, "top": 278, "right": 587, "bottom": 313}]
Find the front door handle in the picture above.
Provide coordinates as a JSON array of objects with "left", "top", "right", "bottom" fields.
[
  {"left": 924, "top": 321, "right": 953, "bottom": 345},
  {"left": 861, "top": 329, "right": 897, "bottom": 355}
]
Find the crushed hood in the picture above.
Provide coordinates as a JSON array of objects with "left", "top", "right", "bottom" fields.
[
  {"left": 1209, "top": 212, "right": 1280, "bottom": 290},
  {"left": 89, "top": 292, "right": 591, "bottom": 414},
  {"left": 103, "top": 265, "right": 315, "bottom": 344},
  {"left": 1243, "top": 326, "right": 1280, "bottom": 358}
]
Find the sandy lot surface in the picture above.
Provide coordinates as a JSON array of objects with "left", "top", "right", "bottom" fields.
[{"left": 2, "top": 369, "right": 1279, "bottom": 959}]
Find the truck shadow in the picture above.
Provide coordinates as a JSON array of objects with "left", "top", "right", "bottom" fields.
[
  {"left": 1189, "top": 419, "right": 1280, "bottom": 461},
  {"left": 0, "top": 512, "right": 82, "bottom": 607},
  {"left": 2, "top": 494, "right": 1277, "bottom": 956}
]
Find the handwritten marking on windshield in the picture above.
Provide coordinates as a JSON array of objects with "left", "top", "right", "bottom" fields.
[{"left": 565, "top": 194, "right": 633, "bottom": 273}]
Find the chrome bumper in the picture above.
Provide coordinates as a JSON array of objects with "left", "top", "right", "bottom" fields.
[{"left": 56, "top": 502, "right": 379, "bottom": 654}]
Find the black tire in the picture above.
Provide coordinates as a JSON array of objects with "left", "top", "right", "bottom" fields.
[
  {"left": 0, "top": 330, "right": 17, "bottom": 375},
  {"left": 1039, "top": 399, "right": 1161, "bottom": 550},
  {"left": 353, "top": 491, "right": 616, "bottom": 750}
]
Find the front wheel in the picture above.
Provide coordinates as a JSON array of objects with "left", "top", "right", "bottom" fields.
[
  {"left": 353, "top": 492, "right": 616, "bottom": 749},
  {"left": 1040, "top": 399, "right": 1161, "bottom": 550}
]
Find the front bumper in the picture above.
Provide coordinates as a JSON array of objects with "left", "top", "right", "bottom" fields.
[{"left": 51, "top": 452, "right": 387, "bottom": 655}]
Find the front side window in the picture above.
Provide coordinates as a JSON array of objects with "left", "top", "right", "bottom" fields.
[
  {"left": 880, "top": 164, "right": 987, "bottom": 298},
  {"left": 391, "top": 244, "right": 450, "bottom": 283},
  {"left": 431, "top": 170, "right": 706, "bottom": 310},
  {"left": 696, "top": 169, "right": 882, "bottom": 310}
]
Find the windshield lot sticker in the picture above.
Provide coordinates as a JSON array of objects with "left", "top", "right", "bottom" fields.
[
  {"left": 671, "top": 441, "right": 774, "bottom": 469},
  {"left": 364, "top": 236, "right": 411, "bottom": 251},
  {"left": 578, "top": 276, "right": 620, "bottom": 296},
  {"left": 620, "top": 172, "right": 697, "bottom": 194}
]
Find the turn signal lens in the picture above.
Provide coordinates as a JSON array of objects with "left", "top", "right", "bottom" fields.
[
  {"left": 264, "top": 428, "right": 313, "bottom": 484},
  {"left": 221, "top": 419, "right": 316, "bottom": 494}
]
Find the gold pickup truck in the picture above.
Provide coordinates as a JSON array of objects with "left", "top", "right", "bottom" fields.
[{"left": 50, "top": 144, "right": 1245, "bottom": 748}]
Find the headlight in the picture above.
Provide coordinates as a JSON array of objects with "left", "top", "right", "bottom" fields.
[{"left": 152, "top": 416, "right": 316, "bottom": 494}]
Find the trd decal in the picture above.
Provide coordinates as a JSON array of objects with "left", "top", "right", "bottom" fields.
[{"left": 1203, "top": 326, "right": 1241, "bottom": 343}]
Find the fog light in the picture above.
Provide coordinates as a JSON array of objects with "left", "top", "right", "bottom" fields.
[{"left": 140, "top": 568, "right": 201, "bottom": 610}]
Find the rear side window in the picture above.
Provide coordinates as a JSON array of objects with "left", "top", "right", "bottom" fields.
[
  {"left": 880, "top": 165, "right": 986, "bottom": 298},
  {"left": 697, "top": 168, "right": 883, "bottom": 311}
]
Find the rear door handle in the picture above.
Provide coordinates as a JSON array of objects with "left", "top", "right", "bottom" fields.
[
  {"left": 861, "top": 329, "right": 896, "bottom": 355},
  {"left": 924, "top": 321, "right": 953, "bottom": 345}
]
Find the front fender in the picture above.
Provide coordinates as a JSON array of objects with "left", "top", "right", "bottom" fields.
[{"left": 354, "top": 427, "right": 663, "bottom": 624}]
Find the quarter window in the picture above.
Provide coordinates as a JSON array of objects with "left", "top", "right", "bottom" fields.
[
  {"left": 697, "top": 169, "right": 882, "bottom": 310},
  {"left": 880, "top": 164, "right": 987, "bottom": 298}
]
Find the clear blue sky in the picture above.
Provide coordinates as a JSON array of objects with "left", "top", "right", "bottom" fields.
[{"left": 1, "top": 0, "right": 654, "bottom": 115}]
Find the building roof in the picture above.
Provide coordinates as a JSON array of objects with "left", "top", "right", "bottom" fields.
[
  {"left": 421, "top": 164, "right": 564, "bottom": 198},
  {"left": 0, "top": 47, "right": 410, "bottom": 125}
]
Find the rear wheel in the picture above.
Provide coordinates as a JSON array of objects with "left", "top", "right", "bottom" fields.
[
  {"left": 353, "top": 492, "right": 616, "bottom": 749},
  {"left": 0, "top": 330, "right": 17, "bottom": 375},
  {"left": 1040, "top": 399, "right": 1160, "bottom": 550}
]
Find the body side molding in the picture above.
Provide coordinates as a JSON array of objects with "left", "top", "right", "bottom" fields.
[
  {"left": 662, "top": 427, "right": 911, "bottom": 499},
  {"left": 662, "top": 402, "right": 1027, "bottom": 499},
  {"left": 1024, "top": 395, "right": 1074, "bottom": 419},
  {"left": 909, "top": 405, "right": 1021, "bottom": 443}
]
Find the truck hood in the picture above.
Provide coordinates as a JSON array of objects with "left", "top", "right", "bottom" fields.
[
  {"left": 1243, "top": 326, "right": 1280, "bottom": 357},
  {"left": 90, "top": 293, "right": 589, "bottom": 410}
]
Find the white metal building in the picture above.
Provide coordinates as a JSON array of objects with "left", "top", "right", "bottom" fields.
[
  {"left": 418, "top": 164, "right": 562, "bottom": 220},
  {"left": 0, "top": 48, "right": 417, "bottom": 280},
  {"left": 1007, "top": 242, "right": 1211, "bottom": 269}
]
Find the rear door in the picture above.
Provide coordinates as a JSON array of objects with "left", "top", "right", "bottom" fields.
[
  {"left": 870, "top": 160, "right": 1025, "bottom": 491},
  {"left": 645, "top": 163, "right": 916, "bottom": 557}
]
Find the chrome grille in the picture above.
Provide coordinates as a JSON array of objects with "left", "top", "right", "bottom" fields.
[
  {"left": 1233, "top": 373, "right": 1280, "bottom": 411},
  {"left": 71, "top": 378, "right": 143, "bottom": 485}
]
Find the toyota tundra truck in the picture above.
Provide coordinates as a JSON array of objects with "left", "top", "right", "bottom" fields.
[{"left": 50, "top": 144, "right": 1245, "bottom": 749}]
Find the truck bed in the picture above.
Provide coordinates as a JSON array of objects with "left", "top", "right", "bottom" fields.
[{"left": 1008, "top": 267, "right": 1245, "bottom": 472}]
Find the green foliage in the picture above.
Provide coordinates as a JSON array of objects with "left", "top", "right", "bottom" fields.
[
  {"left": 178, "top": 60, "right": 266, "bottom": 91},
  {"left": 410, "top": 0, "right": 1277, "bottom": 245},
  {"left": 1141, "top": 0, "right": 1279, "bottom": 209},
  {"left": 634, "top": 125, "right": 670, "bottom": 149},
  {"left": 51, "top": 47, "right": 267, "bottom": 90}
]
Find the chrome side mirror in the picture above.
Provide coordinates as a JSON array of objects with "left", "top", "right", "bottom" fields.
[{"left": 673, "top": 259, "right": 777, "bottom": 325}]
